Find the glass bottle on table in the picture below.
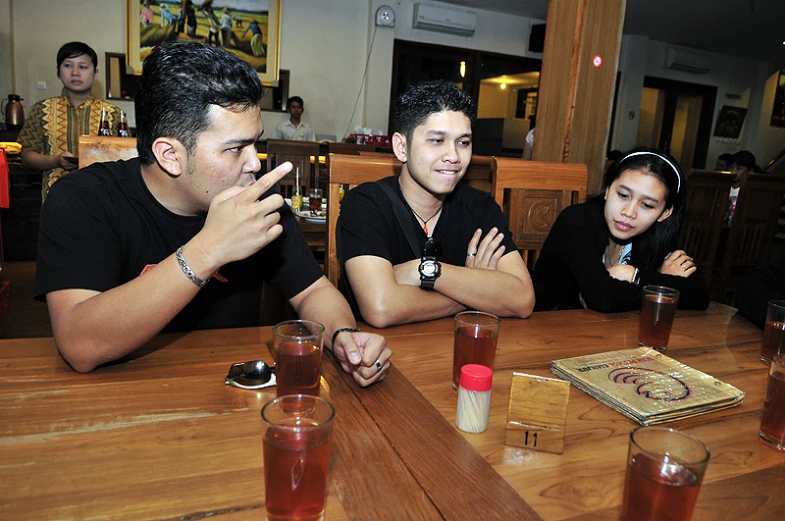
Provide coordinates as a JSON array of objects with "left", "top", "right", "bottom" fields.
[
  {"left": 291, "top": 167, "right": 302, "bottom": 212},
  {"left": 98, "top": 107, "right": 111, "bottom": 136},
  {"left": 117, "top": 110, "right": 129, "bottom": 137}
]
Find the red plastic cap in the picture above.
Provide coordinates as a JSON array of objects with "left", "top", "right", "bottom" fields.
[{"left": 459, "top": 364, "right": 493, "bottom": 392}]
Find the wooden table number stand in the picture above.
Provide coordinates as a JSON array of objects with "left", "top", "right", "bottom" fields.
[{"left": 505, "top": 372, "right": 571, "bottom": 454}]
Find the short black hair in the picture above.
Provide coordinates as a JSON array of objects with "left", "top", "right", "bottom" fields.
[
  {"left": 731, "top": 150, "right": 756, "bottom": 170},
  {"left": 395, "top": 80, "right": 476, "bottom": 142},
  {"left": 286, "top": 96, "right": 304, "bottom": 109},
  {"left": 135, "top": 42, "right": 263, "bottom": 166},
  {"left": 56, "top": 42, "right": 98, "bottom": 71},
  {"left": 718, "top": 153, "right": 734, "bottom": 162}
]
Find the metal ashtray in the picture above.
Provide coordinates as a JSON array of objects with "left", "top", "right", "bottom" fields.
[{"left": 225, "top": 360, "right": 277, "bottom": 390}]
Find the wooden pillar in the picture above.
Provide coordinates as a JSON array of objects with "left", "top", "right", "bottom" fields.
[{"left": 533, "top": 0, "right": 626, "bottom": 194}]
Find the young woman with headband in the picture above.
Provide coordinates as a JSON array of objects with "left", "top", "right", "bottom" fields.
[{"left": 532, "top": 147, "right": 709, "bottom": 312}]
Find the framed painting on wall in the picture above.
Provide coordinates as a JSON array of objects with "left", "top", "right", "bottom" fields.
[
  {"left": 713, "top": 105, "right": 747, "bottom": 139},
  {"left": 771, "top": 69, "right": 785, "bottom": 128},
  {"left": 127, "top": 0, "right": 281, "bottom": 84}
]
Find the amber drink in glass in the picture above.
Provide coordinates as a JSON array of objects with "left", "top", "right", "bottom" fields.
[
  {"left": 453, "top": 311, "right": 500, "bottom": 391},
  {"left": 621, "top": 427, "right": 710, "bottom": 521},
  {"left": 273, "top": 320, "right": 324, "bottom": 397},
  {"left": 638, "top": 285, "right": 679, "bottom": 351},
  {"left": 262, "top": 395, "right": 335, "bottom": 521},
  {"left": 761, "top": 300, "right": 785, "bottom": 365}
]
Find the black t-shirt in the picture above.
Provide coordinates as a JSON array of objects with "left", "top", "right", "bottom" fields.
[
  {"left": 35, "top": 158, "right": 323, "bottom": 331},
  {"left": 338, "top": 176, "right": 517, "bottom": 312}
]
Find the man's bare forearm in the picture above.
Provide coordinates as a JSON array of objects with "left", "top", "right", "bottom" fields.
[{"left": 435, "top": 264, "right": 534, "bottom": 318}]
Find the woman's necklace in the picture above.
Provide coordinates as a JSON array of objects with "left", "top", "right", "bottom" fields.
[
  {"left": 606, "top": 245, "right": 625, "bottom": 268},
  {"left": 411, "top": 206, "right": 443, "bottom": 236}
]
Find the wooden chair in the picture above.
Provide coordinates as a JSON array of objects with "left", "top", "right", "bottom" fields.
[
  {"left": 327, "top": 142, "right": 379, "bottom": 155},
  {"left": 712, "top": 173, "right": 785, "bottom": 302},
  {"left": 265, "top": 139, "right": 320, "bottom": 198},
  {"left": 78, "top": 136, "right": 138, "bottom": 168},
  {"left": 326, "top": 154, "right": 400, "bottom": 287},
  {"left": 463, "top": 155, "right": 494, "bottom": 194},
  {"left": 678, "top": 169, "right": 735, "bottom": 285},
  {"left": 492, "top": 158, "right": 588, "bottom": 269}
]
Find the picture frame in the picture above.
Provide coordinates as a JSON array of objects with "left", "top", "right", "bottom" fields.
[
  {"left": 771, "top": 69, "right": 785, "bottom": 128},
  {"left": 126, "top": 0, "right": 281, "bottom": 84},
  {"left": 713, "top": 105, "right": 747, "bottom": 139}
]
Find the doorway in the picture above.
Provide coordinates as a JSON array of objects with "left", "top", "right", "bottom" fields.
[
  {"left": 391, "top": 40, "right": 541, "bottom": 156},
  {"left": 635, "top": 77, "right": 716, "bottom": 170}
]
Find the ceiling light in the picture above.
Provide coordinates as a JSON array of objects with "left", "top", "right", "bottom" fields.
[{"left": 500, "top": 83, "right": 507, "bottom": 90}]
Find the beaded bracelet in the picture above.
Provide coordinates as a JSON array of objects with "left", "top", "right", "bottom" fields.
[{"left": 331, "top": 327, "right": 360, "bottom": 346}]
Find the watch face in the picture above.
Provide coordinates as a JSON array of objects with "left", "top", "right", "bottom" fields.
[{"left": 421, "top": 261, "right": 437, "bottom": 276}]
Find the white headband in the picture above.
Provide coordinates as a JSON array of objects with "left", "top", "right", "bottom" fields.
[{"left": 621, "top": 151, "right": 681, "bottom": 193}]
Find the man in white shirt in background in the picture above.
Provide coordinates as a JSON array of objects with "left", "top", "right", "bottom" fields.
[{"left": 272, "top": 96, "right": 316, "bottom": 141}]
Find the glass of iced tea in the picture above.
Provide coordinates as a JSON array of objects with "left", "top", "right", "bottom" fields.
[
  {"left": 760, "top": 300, "right": 785, "bottom": 365},
  {"left": 621, "top": 427, "right": 710, "bottom": 521},
  {"left": 262, "top": 395, "right": 335, "bottom": 521},
  {"left": 309, "top": 188, "right": 323, "bottom": 212},
  {"left": 759, "top": 353, "right": 785, "bottom": 451},
  {"left": 638, "top": 285, "right": 680, "bottom": 351},
  {"left": 453, "top": 311, "right": 500, "bottom": 391},
  {"left": 273, "top": 320, "right": 325, "bottom": 397}
]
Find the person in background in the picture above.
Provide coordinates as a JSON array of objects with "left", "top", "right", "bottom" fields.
[
  {"left": 735, "top": 256, "right": 785, "bottom": 330},
  {"left": 715, "top": 153, "right": 734, "bottom": 171},
  {"left": 34, "top": 42, "right": 390, "bottom": 386},
  {"left": 271, "top": 96, "right": 316, "bottom": 141},
  {"left": 726, "top": 150, "right": 757, "bottom": 226},
  {"left": 18, "top": 41, "right": 120, "bottom": 201},
  {"left": 523, "top": 126, "right": 535, "bottom": 160},
  {"left": 532, "top": 147, "right": 709, "bottom": 312},
  {"left": 338, "top": 80, "right": 535, "bottom": 327},
  {"left": 605, "top": 149, "right": 622, "bottom": 174}
]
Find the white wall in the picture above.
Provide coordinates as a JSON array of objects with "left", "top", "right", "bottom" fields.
[
  {"left": 2, "top": 0, "right": 539, "bottom": 140},
  {"left": 611, "top": 34, "right": 784, "bottom": 170}
]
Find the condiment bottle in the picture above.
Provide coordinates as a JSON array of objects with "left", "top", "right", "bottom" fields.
[
  {"left": 291, "top": 167, "right": 302, "bottom": 211},
  {"left": 117, "top": 110, "right": 130, "bottom": 137},
  {"left": 456, "top": 364, "right": 492, "bottom": 433},
  {"left": 98, "top": 107, "right": 111, "bottom": 136}
]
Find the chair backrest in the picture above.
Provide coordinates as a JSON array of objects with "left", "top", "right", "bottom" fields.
[
  {"left": 715, "top": 173, "right": 785, "bottom": 299},
  {"left": 463, "top": 155, "right": 494, "bottom": 194},
  {"left": 327, "top": 142, "right": 379, "bottom": 155},
  {"left": 78, "top": 136, "right": 138, "bottom": 168},
  {"left": 326, "top": 153, "right": 400, "bottom": 287},
  {"left": 678, "top": 169, "right": 735, "bottom": 284},
  {"left": 265, "top": 139, "right": 320, "bottom": 198},
  {"left": 492, "top": 157, "right": 588, "bottom": 268}
]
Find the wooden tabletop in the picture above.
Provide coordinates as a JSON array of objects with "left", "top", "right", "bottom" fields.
[{"left": 1, "top": 303, "right": 783, "bottom": 520}]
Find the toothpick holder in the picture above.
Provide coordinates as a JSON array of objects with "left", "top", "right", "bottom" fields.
[{"left": 505, "top": 372, "right": 570, "bottom": 454}]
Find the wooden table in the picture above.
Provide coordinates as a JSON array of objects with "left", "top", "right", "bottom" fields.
[{"left": 1, "top": 303, "right": 783, "bottom": 520}]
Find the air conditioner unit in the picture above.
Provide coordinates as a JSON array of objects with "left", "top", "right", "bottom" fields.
[
  {"left": 664, "top": 47, "right": 710, "bottom": 74},
  {"left": 413, "top": 3, "right": 477, "bottom": 37}
]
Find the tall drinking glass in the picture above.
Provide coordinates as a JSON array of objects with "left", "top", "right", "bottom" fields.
[
  {"left": 761, "top": 300, "right": 785, "bottom": 365},
  {"left": 759, "top": 353, "right": 785, "bottom": 451},
  {"left": 262, "top": 395, "right": 335, "bottom": 521},
  {"left": 621, "top": 427, "right": 710, "bottom": 521},
  {"left": 638, "top": 285, "right": 679, "bottom": 351},
  {"left": 453, "top": 311, "right": 500, "bottom": 391},
  {"left": 273, "top": 320, "right": 324, "bottom": 397}
]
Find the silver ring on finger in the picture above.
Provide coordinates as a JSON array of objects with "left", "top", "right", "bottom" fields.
[
  {"left": 467, "top": 251, "right": 477, "bottom": 257},
  {"left": 374, "top": 359, "right": 383, "bottom": 371}
]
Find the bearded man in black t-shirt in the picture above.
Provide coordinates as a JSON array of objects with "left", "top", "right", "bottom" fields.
[{"left": 35, "top": 42, "right": 390, "bottom": 385}]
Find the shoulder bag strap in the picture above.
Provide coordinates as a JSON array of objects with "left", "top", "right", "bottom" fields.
[{"left": 379, "top": 182, "right": 421, "bottom": 259}]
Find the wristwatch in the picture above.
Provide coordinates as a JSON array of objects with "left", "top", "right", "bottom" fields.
[
  {"left": 419, "top": 238, "right": 442, "bottom": 290},
  {"left": 631, "top": 267, "right": 641, "bottom": 286}
]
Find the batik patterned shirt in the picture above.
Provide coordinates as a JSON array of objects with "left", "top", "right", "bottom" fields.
[{"left": 17, "top": 94, "right": 120, "bottom": 200}]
